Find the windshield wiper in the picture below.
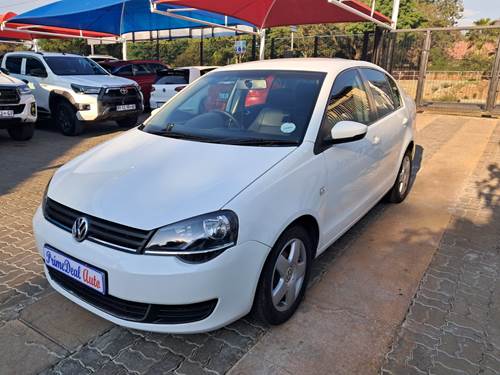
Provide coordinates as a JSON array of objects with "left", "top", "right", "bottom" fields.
[
  {"left": 147, "top": 130, "right": 212, "bottom": 142},
  {"left": 219, "top": 138, "right": 300, "bottom": 146}
]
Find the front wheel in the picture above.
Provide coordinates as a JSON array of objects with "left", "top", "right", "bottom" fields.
[
  {"left": 56, "top": 101, "right": 83, "bottom": 136},
  {"left": 253, "top": 226, "right": 313, "bottom": 325},
  {"left": 387, "top": 151, "right": 413, "bottom": 203},
  {"left": 8, "top": 123, "right": 34, "bottom": 141},
  {"left": 116, "top": 116, "right": 139, "bottom": 128}
]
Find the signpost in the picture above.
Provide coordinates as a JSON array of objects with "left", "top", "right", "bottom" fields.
[{"left": 234, "top": 40, "right": 246, "bottom": 54}]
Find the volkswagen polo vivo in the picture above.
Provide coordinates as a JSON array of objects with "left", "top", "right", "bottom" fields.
[{"left": 33, "top": 58, "right": 416, "bottom": 333}]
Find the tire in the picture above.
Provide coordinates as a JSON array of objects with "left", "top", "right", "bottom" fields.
[
  {"left": 7, "top": 123, "right": 34, "bottom": 141},
  {"left": 253, "top": 225, "right": 313, "bottom": 325},
  {"left": 116, "top": 116, "right": 139, "bottom": 128},
  {"left": 55, "top": 100, "right": 83, "bottom": 136},
  {"left": 387, "top": 150, "right": 413, "bottom": 203}
]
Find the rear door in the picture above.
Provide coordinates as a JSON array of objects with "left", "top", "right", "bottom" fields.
[
  {"left": 24, "top": 56, "right": 50, "bottom": 110},
  {"left": 359, "top": 68, "right": 407, "bottom": 192}
]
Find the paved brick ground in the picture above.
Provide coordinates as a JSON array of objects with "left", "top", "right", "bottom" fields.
[
  {"left": 1, "top": 115, "right": 499, "bottom": 374},
  {"left": 382, "top": 121, "right": 500, "bottom": 374}
]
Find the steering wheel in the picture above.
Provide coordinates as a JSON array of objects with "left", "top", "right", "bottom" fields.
[{"left": 210, "top": 110, "right": 242, "bottom": 129}]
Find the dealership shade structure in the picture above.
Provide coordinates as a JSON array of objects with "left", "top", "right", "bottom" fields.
[
  {"left": 153, "top": 0, "right": 396, "bottom": 58},
  {"left": 11, "top": 0, "right": 251, "bottom": 36},
  {"left": 0, "top": 12, "right": 116, "bottom": 41}
]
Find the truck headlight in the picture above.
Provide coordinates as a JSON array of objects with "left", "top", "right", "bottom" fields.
[
  {"left": 71, "top": 84, "right": 101, "bottom": 95},
  {"left": 144, "top": 211, "right": 238, "bottom": 256},
  {"left": 18, "top": 85, "right": 32, "bottom": 95}
]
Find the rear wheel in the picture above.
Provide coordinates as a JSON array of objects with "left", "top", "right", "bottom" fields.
[
  {"left": 56, "top": 101, "right": 83, "bottom": 136},
  {"left": 116, "top": 115, "right": 139, "bottom": 128},
  {"left": 253, "top": 226, "right": 313, "bottom": 325},
  {"left": 387, "top": 151, "right": 413, "bottom": 203},
  {"left": 8, "top": 123, "right": 34, "bottom": 141}
]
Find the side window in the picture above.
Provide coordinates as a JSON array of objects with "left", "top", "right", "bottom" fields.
[
  {"left": 26, "top": 57, "right": 47, "bottom": 77},
  {"left": 320, "top": 69, "right": 371, "bottom": 140},
  {"left": 133, "top": 64, "right": 150, "bottom": 76},
  {"left": 113, "top": 65, "right": 132, "bottom": 76},
  {"left": 387, "top": 75, "right": 401, "bottom": 108},
  {"left": 362, "top": 68, "right": 397, "bottom": 118},
  {"left": 5, "top": 56, "right": 22, "bottom": 74}
]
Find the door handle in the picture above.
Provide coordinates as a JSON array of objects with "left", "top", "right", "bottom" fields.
[
  {"left": 402, "top": 117, "right": 409, "bottom": 127},
  {"left": 372, "top": 136, "right": 381, "bottom": 145}
]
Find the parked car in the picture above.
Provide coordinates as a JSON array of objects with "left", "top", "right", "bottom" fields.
[
  {"left": 100, "top": 60, "right": 169, "bottom": 107},
  {"left": 34, "top": 58, "right": 416, "bottom": 333},
  {"left": 1, "top": 52, "right": 143, "bottom": 136},
  {"left": 149, "top": 66, "right": 218, "bottom": 109},
  {"left": 0, "top": 68, "right": 37, "bottom": 140},
  {"left": 88, "top": 55, "right": 119, "bottom": 63}
]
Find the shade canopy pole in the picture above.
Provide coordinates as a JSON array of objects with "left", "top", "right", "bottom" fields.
[
  {"left": 122, "top": 39, "right": 128, "bottom": 60},
  {"left": 391, "top": 0, "right": 400, "bottom": 29},
  {"left": 259, "top": 28, "right": 266, "bottom": 60},
  {"left": 327, "top": 0, "right": 392, "bottom": 30}
]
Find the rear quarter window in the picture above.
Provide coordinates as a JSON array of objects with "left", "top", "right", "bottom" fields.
[{"left": 361, "top": 68, "right": 399, "bottom": 118}]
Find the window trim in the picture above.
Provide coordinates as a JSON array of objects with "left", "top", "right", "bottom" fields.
[{"left": 313, "top": 67, "right": 376, "bottom": 155}]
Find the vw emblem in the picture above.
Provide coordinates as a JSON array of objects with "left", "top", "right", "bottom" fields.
[
  {"left": 120, "top": 87, "right": 128, "bottom": 95},
  {"left": 72, "top": 217, "right": 89, "bottom": 242}
]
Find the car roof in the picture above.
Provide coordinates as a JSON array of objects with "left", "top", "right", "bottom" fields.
[
  {"left": 177, "top": 66, "right": 219, "bottom": 70},
  {"left": 5, "top": 51, "right": 83, "bottom": 58},
  {"left": 217, "top": 58, "right": 379, "bottom": 73},
  {"left": 100, "top": 60, "right": 166, "bottom": 66}
]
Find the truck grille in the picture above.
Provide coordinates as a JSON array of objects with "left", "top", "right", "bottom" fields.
[
  {"left": 100, "top": 86, "right": 142, "bottom": 111},
  {"left": 0, "top": 104, "right": 25, "bottom": 114},
  {"left": 47, "top": 267, "right": 218, "bottom": 324},
  {"left": 43, "top": 198, "right": 152, "bottom": 252},
  {"left": 0, "top": 87, "right": 20, "bottom": 104}
]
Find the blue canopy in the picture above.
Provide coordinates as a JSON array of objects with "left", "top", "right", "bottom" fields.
[{"left": 12, "top": 0, "right": 253, "bottom": 35}]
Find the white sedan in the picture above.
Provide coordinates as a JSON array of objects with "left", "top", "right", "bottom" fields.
[
  {"left": 149, "top": 66, "right": 218, "bottom": 109},
  {"left": 33, "top": 58, "right": 415, "bottom": 333}
]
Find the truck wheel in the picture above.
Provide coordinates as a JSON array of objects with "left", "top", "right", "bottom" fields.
[
  {"left": 56, "top": 101, "right": 83, "bottom": 136},
  {"left": 116, "top": 116, "right": 139, "bottom": 128},
  {"left": 8, "top": 123, "right": 35, "bottom": 141}
]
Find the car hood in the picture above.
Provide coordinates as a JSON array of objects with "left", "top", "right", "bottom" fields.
[
  {"left": 49, "top": 129, "right": 295, "bottom": 230},
  {"left": 0, "top": 73, "right": 23, "bottom": 86},
  {"left": 67, "top": 75, "right": 136, "bottom": 87}
]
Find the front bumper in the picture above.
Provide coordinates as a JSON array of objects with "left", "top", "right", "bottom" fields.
[
  {"left": 0, "top": 99, "right": 37, "bottom": 129},
  {"left": 33, "top": 207, "right": 270, "bottom": 333},
  {"left": 74, "top": 87, "right": 144, "bottom": 122}
]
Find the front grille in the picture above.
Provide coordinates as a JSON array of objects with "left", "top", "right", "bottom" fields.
[
  {"left": 44, "top": 198, "right": 151, "bottom": 252},
  {"left": 0, "top": 104, "right": 25, "bottom": 114},
  {"left": 48, "top": 267, "right": 218, "bottom": 324},
  {"left": 0, "top": 87, "right": 20, "bottom": 104}
]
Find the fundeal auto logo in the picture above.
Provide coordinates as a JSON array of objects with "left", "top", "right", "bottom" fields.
[{"left": 44, "top": 248, "right": 105, "bottom": 293}]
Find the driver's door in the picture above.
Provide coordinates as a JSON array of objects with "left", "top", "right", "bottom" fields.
[
  {"left": 318, "top": 68, "right": 380, "bottom": 243},
  {"left": 24, "top": 57, "right": 50, "bottom": 111}
]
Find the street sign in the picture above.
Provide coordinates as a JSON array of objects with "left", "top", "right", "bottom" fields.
[
  {"left": 290, "top": 25, "right": 298, "bottom": 33},
  {"left": 234, "top": 40, "right": 247, "bottom": 54}
]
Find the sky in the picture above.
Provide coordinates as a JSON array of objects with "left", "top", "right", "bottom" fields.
[{"left": 0, "top": 0, "right": 498, "bottom": 26}]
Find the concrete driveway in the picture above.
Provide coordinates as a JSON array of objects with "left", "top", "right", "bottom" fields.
[{"left": 0, "top": 114, "right": 499, "bottom": 375}]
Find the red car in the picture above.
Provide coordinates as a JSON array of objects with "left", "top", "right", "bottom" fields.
[{"left": 100, "top": 60, "right": 170, "bottom": 107}]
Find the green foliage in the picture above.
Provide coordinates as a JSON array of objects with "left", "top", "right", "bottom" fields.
[{"left": 38, "top": 38, "right": 90, "bottom": 55}]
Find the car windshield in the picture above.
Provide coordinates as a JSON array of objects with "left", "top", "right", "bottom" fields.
[
  {"left": 44, "top": 56, "right": 108, "bottom": 76},
  {"left": 141, "top": 70, "right": 325, "bottom": 146}
]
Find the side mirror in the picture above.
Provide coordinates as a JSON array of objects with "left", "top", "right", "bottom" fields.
[
  {"left": 0, "top": 67, "right": 9, "bottom": 75},
  {"left": 151, "top": 108, "right": 161, "bottom": 117},
  {"left": 330, "top": 120, "right": 368, "bottom": 144}
]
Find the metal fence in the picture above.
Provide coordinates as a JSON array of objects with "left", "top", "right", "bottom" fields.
[{"left": 266, "top": 25, "right": 500, "bottom": 115}]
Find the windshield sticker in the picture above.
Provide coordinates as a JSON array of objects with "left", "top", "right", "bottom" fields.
[{"left": 281, "top": 122, "right": 296, "bottom": 134}]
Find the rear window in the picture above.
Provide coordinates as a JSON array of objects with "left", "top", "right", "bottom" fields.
[
  {"left": 362, "top": 68, "right": 398, "bottom": 118},
  {"left": 155, "top": 71, "right": 189, "bottom": 85},
  {"left": 5, "top": 56, "right": 22, "bottom": 74}
]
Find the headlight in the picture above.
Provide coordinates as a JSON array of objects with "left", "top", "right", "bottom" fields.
[
  {"left": 144, "top": 211, "right": 238, "bottom": 256},
  {"left": 18, "top": 85, "right": 32, "bottom": 95},
  {"left": 71, "top": 84, "right": 101, "bottom": 95},
  {"left": 42, "top": 177, "right": 52, "bottom": 213}
]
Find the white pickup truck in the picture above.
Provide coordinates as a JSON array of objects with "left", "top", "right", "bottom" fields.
[
  {"left": 1, "top": 52, "right": 143, "bottom": 136},
  {"left": 0, "top": 69, "right": 37, "bottom": 141}
]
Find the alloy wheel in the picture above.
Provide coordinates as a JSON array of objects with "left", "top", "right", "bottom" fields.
[
  {"left": 271, "top": 238, "right": 307, "bottom": 312},
  {"left": 398, "top": 155, "right": 411, "bottom": 195}
]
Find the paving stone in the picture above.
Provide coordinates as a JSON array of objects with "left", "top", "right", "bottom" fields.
[
  {"left": 114, "top": 347, "right": 156, "bottom": 373},
  {"left": 52, "top": 358, "right": 91, "bottom": 375},
  {"left": 71, "top": 346, "right": 111, "bottom": 372},
  {"left": 144, "top": 351, "right": 184, "bottom": 374},
  {"left": 175, "top": 360, "right": 209, "bottom": 375},
  {"left": 146, "top": 333, "right": 197, "bottom": 357},
  {"left": 20, "top": 292, "right": 113, "bottom": 351},
  {"left": 0, "top": 320, "right": 66, "bottom": 375}
]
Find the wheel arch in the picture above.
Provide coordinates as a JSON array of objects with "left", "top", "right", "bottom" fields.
[{"left": 49, "top": 90, "right": 77, "bottom": 114}]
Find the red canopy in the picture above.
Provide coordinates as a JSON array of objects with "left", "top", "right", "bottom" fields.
[
  {"left": 0, "top": 12, "right": 116, "bottom": 41},
  {"left": 156, "top": 0, "right": 391, "bottom": 29}
]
